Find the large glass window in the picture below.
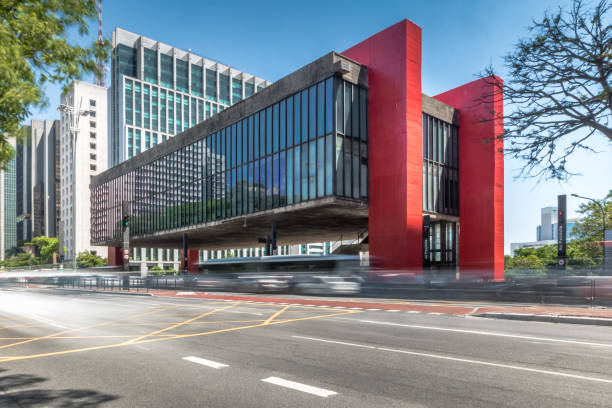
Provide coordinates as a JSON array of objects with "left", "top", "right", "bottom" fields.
[
  {"left": 191, "top": 64, "right": 203, "bottom": 97},
  {"left": 206, "top": 69, "right": 217, "bottom": 102},
  {"left": 144, "top": 48, "right": 157, "bottom": 84},
  {"left": 125, "top": 80, "right": 133, "bottom": 125},
  {"left": 219, "top": 73, "right": 230, "bottom": 105},
  {"left": 117, "top": 44, "right": 137, "bottom": 78},
  {"left": 152, "top": 87, "right": 158, "bottom": 131},
  {"left": 232, "top": 78, "right": 242, "bottom": 103},
  {"left": 160, "top": 54, "right": 173, "bottom": 88},
  {"left": 134, "top": 82, "right": 142, "bottom": 127},
  {"left": 245, "top": 82, "right": 254, "bottom": 98},
  {"left": 176, "top": 59, "right": 188, "bottom": 93},
  {"left": 143, "top": 85, "right": 150, "bottom": 129},
  {"left": 422, "top": 113, "right": 458, "bottom": 215},
  {"left": 160, "top": 90, "right": 166, "bottom": 133}
]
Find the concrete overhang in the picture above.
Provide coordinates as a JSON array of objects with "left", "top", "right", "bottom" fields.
[
  {"left": 422, "top": 94, "right": 459, "bottom": 125},
  {"left": 109, "top": 197, "right": 368, "bottom": 250}
]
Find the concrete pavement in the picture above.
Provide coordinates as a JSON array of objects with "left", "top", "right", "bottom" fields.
[{"left": 1, "top": 287, "right": 612, "bottom": 407}]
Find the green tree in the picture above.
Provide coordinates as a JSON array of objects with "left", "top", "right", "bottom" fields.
[
  {"left": 76, "top": 251, "right": 107, "bottom": 268},
  {"left": 571, "top": 190, "right": 612, "bottom": 263},
  {"left": 480, "top": 0, "right": 611, "bottom": 179},
  {"left": 0, "top": 0, "right": 109, "bottom": 169},
  {"left": 1, "top": 252, "right": 39, "bottom": 268},
  {"left": 27, "top": 236, "right": 58, "bottom": 263}
]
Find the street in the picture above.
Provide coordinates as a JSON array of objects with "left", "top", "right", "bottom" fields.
[{"left": 1, "top": 288, "right": 611, "bottom": 407}]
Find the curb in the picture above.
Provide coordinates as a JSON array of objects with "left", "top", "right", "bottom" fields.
[
  {"left": 475, "top": 312, "right": 612, "bottom": 326},
  {"left": 52, "top": 288, "right": 154, "bottom": 297}
]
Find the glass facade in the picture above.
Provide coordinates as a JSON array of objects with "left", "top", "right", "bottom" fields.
[
  {"left": 422, "top": 113, "right": 459, "bottom": 216},
  {"left": 92, "top": 77, "right": 368, "bottom": 243},
  {"left": 3, "top": 152, "right": 17, "bottom": 255}
]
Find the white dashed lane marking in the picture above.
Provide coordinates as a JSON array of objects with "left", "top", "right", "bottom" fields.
[
  {"left": 262, "top": 376, "right": 338, "bottom": 397},
  {"left": 182, "top": 356, "right": 229, "bottom": 369}
]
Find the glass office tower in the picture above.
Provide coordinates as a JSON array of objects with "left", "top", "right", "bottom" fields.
[{"left": 110, "top": 28, "right": 272, "bottom": 166}]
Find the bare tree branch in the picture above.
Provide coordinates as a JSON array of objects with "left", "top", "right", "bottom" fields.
[{"left": 477, "top": 0, "right": 611, "bottom": 180}]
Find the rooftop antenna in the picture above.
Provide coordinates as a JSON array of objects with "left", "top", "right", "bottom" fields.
[{"left": 95, "top": 0, "right": 105, "bottom": 87}]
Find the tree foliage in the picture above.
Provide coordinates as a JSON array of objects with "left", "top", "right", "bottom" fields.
[
  {"left": 0, "top": 0, "right": 109, "bottom": 169},
  {"left": 76, "top": 251, "right": 107, "bottom": 268},
  {"left": 27, "top": 235, "right": 58, "bottom": 263},
  {"left": 0, "top": 252, "right": 38, "bottom": 268},
  {"left": 570, "top": 190, "right": 612, "bottom": 261},
  {"left": 481, "top": 0, "right": 611, "bottom": 179}
]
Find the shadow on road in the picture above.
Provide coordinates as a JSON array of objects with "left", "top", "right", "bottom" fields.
[{"left": 0, "top": 370, "right": 117, "bottom": 407}]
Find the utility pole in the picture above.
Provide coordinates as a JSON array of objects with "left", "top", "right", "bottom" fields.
[{"left": 122, "top": 201, "right": 130, "bottom": 272}]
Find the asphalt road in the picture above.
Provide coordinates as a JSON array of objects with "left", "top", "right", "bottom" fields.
[{"left": 1, "top": 288, "right": 611, "bottom": 407}]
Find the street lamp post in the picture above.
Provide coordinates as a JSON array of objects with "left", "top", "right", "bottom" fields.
[
  {"left": 58, "top": 102, "right": 89, "bottom": 271},
  {"left": 571, "top": 193, "right": 607, "bottom": 272}
]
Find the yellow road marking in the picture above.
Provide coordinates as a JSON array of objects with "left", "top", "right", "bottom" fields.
[
  {"left": 263, "top": 305, "right": 290, "bottom": 325},
  {"left": 123, "top": 302, "right": 240, "bottom": 344},
  {"left": 0, "top": 305, "right": 179, "bottom": 351},
  {"left": 0, "top": 309, "right": 361, "bottom": 363}
]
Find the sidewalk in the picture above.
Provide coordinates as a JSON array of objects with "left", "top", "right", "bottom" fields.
[{"left": 45, "top": 286, "right": 612, "bottom": 326}]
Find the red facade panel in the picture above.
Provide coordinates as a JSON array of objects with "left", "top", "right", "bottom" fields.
[
  {"left": 434, "top": 78, "right": 504, "bottom": 281},
  {"left": 107, "top": 246, "right": 122, "bottom": 267},
  {"left": 181, "top": 249, "right": 200, "bottom": 273},
  {"left": 343, "top": 20, "right": 423, "bottom": 268}
]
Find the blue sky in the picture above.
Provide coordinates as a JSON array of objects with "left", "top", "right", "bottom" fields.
[{"left": 32, "top": 0, "right": 611, "bottom": 253}]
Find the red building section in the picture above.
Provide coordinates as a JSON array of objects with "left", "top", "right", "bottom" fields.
[
  {"left": 108, "top": 246, "right": 122, "bottom": 267},
  {"left": 345, "top": 20, "right": 504, "bottom": 280},
  {"left": 343, "top": 20, "right": 423, "bottom": 270},
  {"left": 435, "top": 78, "right": 505, "bottom": 281},
  {"left": 182, "top": 249, "right": 200, "bottom": 273}
]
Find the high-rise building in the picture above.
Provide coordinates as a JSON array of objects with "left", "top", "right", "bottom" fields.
[
  {"left": 15, "top": 120, "right": 61, "bottom": 243},
  {"left": 110, "top": 27, "right": 272, "bottom": 167},
  {"left": 108, "top": 28, "right": 272, "bottom": 270},
  {"left": 0, "top": 137, "right": 17, "bottom": 261},
  {"left": 511, "top": 206, "right": 579, "bottom": 254},
  {"left": 59, "top": 81, "right": 108, "bottom": 261}
]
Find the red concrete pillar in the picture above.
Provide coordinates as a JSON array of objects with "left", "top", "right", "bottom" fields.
[
  {"left": 343, "top": 20, "right": 423, "bottom": 269},
  {"left": 108, "top": 246, "right": 122, "bottom": 267},
  {"left": 181, "top": 249, "right": 200, "bottom": 273},
  {"left": 434, "top": 77, "right": 504, "bottom": 281}
]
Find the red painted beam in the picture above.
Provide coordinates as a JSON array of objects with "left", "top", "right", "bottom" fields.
[{"left": 343, "top": 20, "right": 423, "bottom": 269}]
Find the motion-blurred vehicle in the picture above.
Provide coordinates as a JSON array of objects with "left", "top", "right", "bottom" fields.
[
  {"left": 292, "top": 276, "right": 360, "bottom": 295},
  {"left": 235, "top": 275, "right": 289, "bottom": 293}
]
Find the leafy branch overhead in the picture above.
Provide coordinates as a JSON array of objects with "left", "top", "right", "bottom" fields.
[
  {"left": 481, "top": 0, "right": 611, "bottom": 180},
  {"left": 0, "top": 0, "right": 109, "bottom": 168}
]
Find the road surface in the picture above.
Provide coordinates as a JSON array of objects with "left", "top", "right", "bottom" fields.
[{"left": 0, "top": 287, "right": 611, "bottom": 407}]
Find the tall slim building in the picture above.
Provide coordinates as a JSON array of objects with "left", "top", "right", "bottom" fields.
[
  {"left": 59, "top": 81, "right": 108, "bottom": 260},
  {"left": 15, "top": 120, "right": 61, "bottom": 243},
  {"left": 0, "top": 137, "right": 17, "bottom": 260},
  {"left": 109, "top": 27, "right": 272, "bottom": 270},
  {"left": 110, "top": 27, "right": 272, "bottom": 166}
]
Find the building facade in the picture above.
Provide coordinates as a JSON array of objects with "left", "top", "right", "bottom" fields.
[
  {"left": 0, "top": 137, "right": 17, "bottom": 260},
  {"left": 110, "top": 27, "right": 272, "bottom": 167},
  {"left": 92, "top": 21, "right": 505, "bottom": 280},
  {"left": 14, "top": 120, "right": 61, "bottom": 244},
  {"left": 59, "top": 81, "right": 108, "bottom": 260},
  {"left": 109, "top": 28, "right": 272, "bottom": 269}
]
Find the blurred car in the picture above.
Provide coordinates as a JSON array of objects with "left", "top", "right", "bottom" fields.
[
  {"left": 235, "top": 275, "right": 289, "bottom": 293},
  {"left": 192, "top": 274, "right": 238, "bottom": 291},
  {"left": 292, "top": 276, "right": 361, "bottom": 295}
]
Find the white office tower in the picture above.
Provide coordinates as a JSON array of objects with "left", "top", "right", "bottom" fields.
[{"left": 59, "top": 81, "right": 108, "bottom": 261}]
